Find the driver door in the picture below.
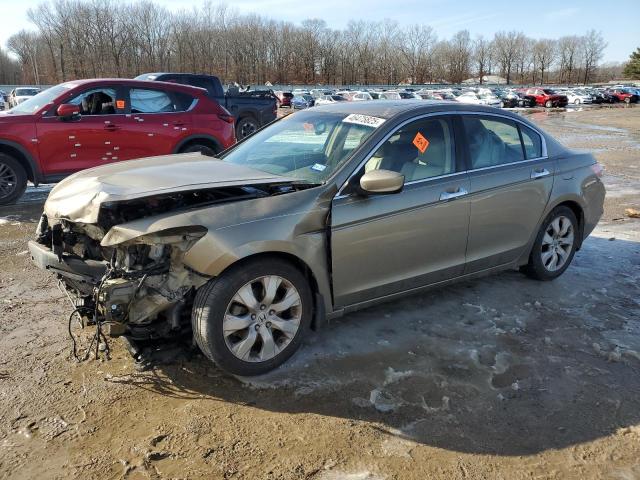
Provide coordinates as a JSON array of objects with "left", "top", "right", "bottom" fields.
[
  {"left": 35, "top": 85, "right": 126, "bottom": 174},
  {"left": 330, "top": 115, "right": 470, "bottom": 308}
]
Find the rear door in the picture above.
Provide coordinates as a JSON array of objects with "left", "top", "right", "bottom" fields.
[
  {"left": 331, "top": 114, "right": 470, "bottom": 307},
  {"left": 461, "top": 114, "right": 554, "bottom": 273},
  {"left": 115, "top": 86, "right": 195, "bottom": 160}
]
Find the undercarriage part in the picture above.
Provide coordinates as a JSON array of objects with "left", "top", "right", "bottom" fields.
[{"left": 121, "top": 335, "right": 142, "bottom": 361}]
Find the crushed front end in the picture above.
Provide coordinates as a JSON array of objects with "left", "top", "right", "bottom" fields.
[{"left": 29, "top": 211, "right": 209, "bottom": 346}]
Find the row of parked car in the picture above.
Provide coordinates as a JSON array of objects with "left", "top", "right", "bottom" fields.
[{"left": 274, "top": 85, "right": 640, "bottom": 110}]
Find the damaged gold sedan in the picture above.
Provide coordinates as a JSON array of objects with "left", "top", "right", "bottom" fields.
[{"left": 29, "top": 102, "right": 605, "bottom": 375}]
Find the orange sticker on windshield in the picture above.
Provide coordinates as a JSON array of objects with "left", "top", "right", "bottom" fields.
[
  {"left": 413, "top": 132, "right": 430, "bottom": 153},
  {"left": 302, "top": 122, "right": 314, "bottom": 132},
  {"left": 116, "top": 99, "right": 125, "bottom": 109}
]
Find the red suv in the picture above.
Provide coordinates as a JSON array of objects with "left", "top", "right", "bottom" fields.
[
  {"left": 523, "top": 88, "right": 568, "bottom": 108},
  {"left": 0, "top": 79, "right": 236, "bottom": 205}
]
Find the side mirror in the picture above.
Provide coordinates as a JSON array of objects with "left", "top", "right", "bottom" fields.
[
  {"left": 359, "top": 169, "right": 404, "bottom": 195},
  {"left": 56, "top": 103, "right": 80, "bottom": 120}
]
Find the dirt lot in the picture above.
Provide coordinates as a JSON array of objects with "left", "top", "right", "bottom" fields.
[{"left": 1, "top": 106, "right": 639, "bottom": 480}]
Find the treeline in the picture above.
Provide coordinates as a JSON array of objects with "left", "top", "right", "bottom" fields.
[{"left": 3, "top": 0, "right": 623, "bottom": 87}]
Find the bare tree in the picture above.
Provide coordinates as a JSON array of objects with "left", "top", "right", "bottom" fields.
[
  {"left": 581, "top": 30, "right": 607, "bottom": 84},
  {"left": 533, "top": 39, "right": 557, "bottom": 84},
  {"left": 473, "top": 35, "right": 492, "bottom": 83}
]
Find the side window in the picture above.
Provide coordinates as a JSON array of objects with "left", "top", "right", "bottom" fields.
[
  {"left": 463, "top": 116, "right": 524, "bottom": 169},
  {"left": 364, "top": 117, "right": 455, "bottom": 183},
  {"left": 172, "top": 92, "right": 196, "bottom": 112},
  {"left": 70, "top": 88, "right": 117, "bottom": 115},
  {"left": 130, "top": 89, "right": 174, "bottom": 113},
  {"left": 520, "top": 124, "right": 543, "bottom": 159}
]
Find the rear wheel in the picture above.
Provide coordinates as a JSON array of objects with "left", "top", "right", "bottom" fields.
[
  {"left": 236, "top": 116, "right": 259, "bottom": 139},
  {"left": 574, "top": 99, "right": 580, "bottom": 105},
  {"left": 192, "top": 258, "right": 312, "bottom": 376},
  {"left": 0, "top": 154, "right": 27, "bottom": 206},
  {"left": 624, "top": 97, "right": 631, "bottom": 104},
  {"left": 522, "top": 206, "right": 578, "bottom": 281},
  {"left": 545, "top": 100, "right": 553, "bottom": 108}
]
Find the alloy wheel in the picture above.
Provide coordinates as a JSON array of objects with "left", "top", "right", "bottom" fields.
[
  {"left": 0, "top": 162, "right": 18, "bottom": 200},
  {"left": 541, "top": 215, "right": 574, "bottom": 272},
  {"left": 223, "top": 275, "right": 302, "bottom": 362},
  {"left": 239, "top": 120, "right": 258, "bottom": 138}
]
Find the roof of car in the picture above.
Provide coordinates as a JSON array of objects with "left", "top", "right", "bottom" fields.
[
  {"left": 311, "top": 100, "right": 523, "bottom": 120},
  {"left": 58, "top": 78, "right": 208, "bottom": 95}
]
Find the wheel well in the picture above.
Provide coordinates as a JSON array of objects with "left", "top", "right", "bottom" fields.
[
  {"left": 556, "top": 200, "right": 585, "bottom": 248},
  {"left": 0, "top": 144, "right": 35, "bottom": 183},
  {"left": 178, "top": 138, "right": 220, "bottom": 154},
  {"left": 216, "top": 251, "right": 323, "bottom": 329}
]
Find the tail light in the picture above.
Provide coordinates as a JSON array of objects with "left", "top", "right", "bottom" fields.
[
  {"left": 591, "top": 162, "right": 604, "bottom": 177},
  {"left": 217, "top": 113, "right": 235, "bottom": 124}
]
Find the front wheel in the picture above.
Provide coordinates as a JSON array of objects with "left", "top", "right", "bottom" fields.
[
  {"left": 574, "top": 99, "right": 580, "bottom": 105},
  {"left": 522, "top": 206, "right": 578, "bottom": 281},
  {"left": 192, "top": 258, "right": 312, "bottom": 376},
  {"left": 0, "top": 154, "right": 28, "bottom": 206},
  {"left": 181, "top": 143, "right": 217, "bottom": 157}
]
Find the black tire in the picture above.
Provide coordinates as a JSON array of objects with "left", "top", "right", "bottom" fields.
[
  {"left": 192, "top": 258, "right": 313, "bottom": 376},
  {"left": 0, "top": 154, "right": 28, "bottom": 206},
  {"left": 624, "top": 97, "right": 631, "bottom": 104},
  {"left": 235, "top": 116, "right": 259, "bottom": 140},
  {"left": 545, "top": 100, "right": 553, "bottom": 108},
  {"left": 181, "top": 143, "right": 217, "bottom": 157},
  {"left": 522, "top": 206, "right": 579, "bottom": 281}
]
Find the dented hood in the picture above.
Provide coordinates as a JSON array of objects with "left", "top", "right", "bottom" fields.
[{"left": 44, "top": 152, "right": 294, "bottom": 224}]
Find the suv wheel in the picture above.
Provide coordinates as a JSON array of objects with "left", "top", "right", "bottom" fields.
[
  {"left": 181, "top": 143, "right": 217, "bottom": 157},
  {"left": 545, "top": 100, "right": 553, "bottom": 108},
  {"left": 0, "top": 154, "right": 28, "bottom": 206},
  {"left": 522, "top": 206, "right": 578, "bottom": 281},
  {"left": 192, "top": 258, "right": 312, "bottom": 376},
  {"left": 236, "top": 116, "right": 259, "bottom": 140}
]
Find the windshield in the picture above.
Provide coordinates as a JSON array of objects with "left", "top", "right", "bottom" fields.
[
  {"left": 9, "top": 84, "right": 73, "bottom": 114},
  {"left": 16, "top": 88, "right": 40, "bottom": 96},
  {"left": 221, "top": 110, "right": 382, "bottom": 183}
]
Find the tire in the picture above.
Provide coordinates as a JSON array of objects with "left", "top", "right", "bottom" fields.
[
  {"left": 192, "top": 258, "right": 313, "bottom": 376},
  {"left": 624, "top": 97, "right": 631, "bottom": 104},
  {"left": 545, "top": 100, "right": 553, "bottom": 108},
  {"left": 0, "top": 154, "right": 28, "bottom": 206},
  {"left": 522, "top": 206, "right": 579, "bottom": 281},
  {"left": 235, "top": 116, "right": 259, "bottom": 140},
  {"left": 181, "top": 143, "right": 217, "bottom": 157},
  {"left": 574, "top": 99, "right": 580, "bottom": 105}
]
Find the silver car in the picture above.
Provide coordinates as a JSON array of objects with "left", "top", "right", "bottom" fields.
[{"left": 29, "top": 102, "right": 605, "bottom": 375}]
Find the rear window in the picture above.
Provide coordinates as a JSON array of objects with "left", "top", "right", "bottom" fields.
[{"left": 130, "top": 89, "right": 174, "bottom": 113}]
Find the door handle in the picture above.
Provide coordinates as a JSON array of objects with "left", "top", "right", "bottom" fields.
[
  {"left": 104, "top": 123, "right": 120, "bottom": 131},
  {"left": 173, "top": 122, "right": 185, "bottom": 127},
  {"left": 531, "top": 168, "right": 550, "bottom": 179},
  {"left": 440, "top": 187, "right": 468, "bottom": 201}
]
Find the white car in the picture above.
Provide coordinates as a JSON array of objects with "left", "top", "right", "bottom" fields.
[
  {"left": 350, "top": 91, "right": 373, "bottom": 101},
  {"left": 9, "top": 87, "right": 41, "bottom": 108},
  {"left": 455, "top": 92, "right": 484, "bottom": 105},
  {"left": 379, "top": 91, "right": 402, "bottom": 100},
  {"left": 314, "top": 95, "right": 348, "bottom": 105},
  {"left": 565, "top": 90, "right": 592, "bottom": 105}
]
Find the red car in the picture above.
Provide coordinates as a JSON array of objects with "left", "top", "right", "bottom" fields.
[
  {"left": 608, "top": 88, "right": 639, "bottom": 104},
  {"left": 0, "top": 79, "right": 236, "bottom": 205},
  {"left": 523, "top": 88, "right": 568, "bottom": 108}
]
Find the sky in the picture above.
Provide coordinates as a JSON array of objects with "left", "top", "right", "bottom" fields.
[{"left": 0, "top": 0, "right": 637, "bottom": 63}]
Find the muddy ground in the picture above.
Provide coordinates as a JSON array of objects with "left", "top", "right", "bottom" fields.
[{"left": 1, "top": 107, "right": 639, "bottom": 480}]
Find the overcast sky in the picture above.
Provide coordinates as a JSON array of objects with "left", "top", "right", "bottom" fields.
[{"left": 1, "top": 0, "right": 637, "bottom": 63}]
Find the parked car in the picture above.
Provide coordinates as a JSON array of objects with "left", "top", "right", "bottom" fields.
[
  {"left": 399, "top": 91, "right": 421, "bottom": 99},
  {"left": 350, "top": 91, "right": 373, "bottom": 101},
  {"left": 379, "top": 91, "right": 402, "bottom": 100},
  {"left": 608, "top": 88, "right": 639, "bottom": 104},
  {"left": 565, "top": 90, "right": 592, "bottom": 105},
  {"left": 514, "top": 91, "right": 537, "bottom": 108},
  {"left": 315, "top": 94, "right": 348, "bottom": 105},
  {"left": 0, "top": 90, "right": 7, "bottom": 111},
  {"left": 0, "top": 79, "right": 236, "bottom": 205},
  {"left": 28, "top": 101, "right": 604, "bottom": 375},
  {"left": 135, "top": 73, "right": 277, "bottom": 139},
  {"left": 9, "top": 87, "right": 41, "bottom": 108},
  {"left": 523, "top": 88, "right": 568, "bottom": 108},
  {"left": 493, "top": 90, "right": 519, "bottom": 108},
  {"left": 277, "top": 91, "right": 294, "bottom": 108},
  {"left": 291, "top": 94, "right": 311, "bottom": 109},
  {"left": 454, "top": 92, "right": 484, "bottom": 105}
]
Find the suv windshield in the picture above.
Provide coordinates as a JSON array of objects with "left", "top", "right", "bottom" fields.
[
  {"left": 9, "top": 84, "right": 73, "bottom": 114},
  {"left": 221, "top": 111, "right": 380, "bottom": 183}
]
